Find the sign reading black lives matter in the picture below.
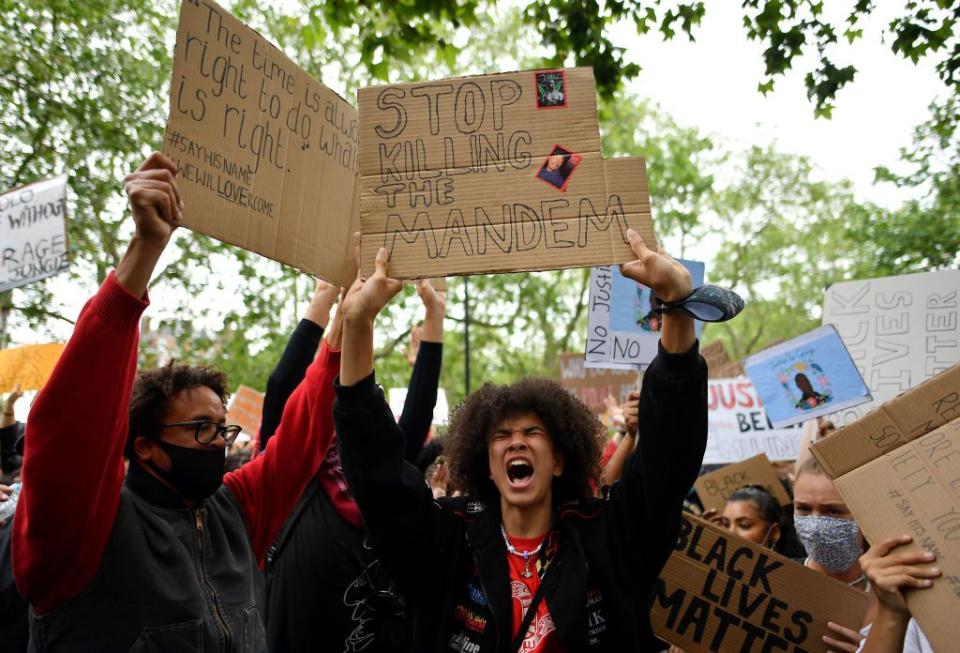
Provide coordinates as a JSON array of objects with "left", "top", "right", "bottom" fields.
[
  {"left": 652, "top": 515, "right": 870, "bottom": 653},
  {"left": 163, "top": 0, "right": 359, "bottom": 287},
  {"left": 356, "top": 68, "right": 657, "bottom": 278},
  {"left": 0, "top": 175, "right": 70, "bottom": 292}
]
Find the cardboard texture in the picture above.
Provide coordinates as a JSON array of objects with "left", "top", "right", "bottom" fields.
[
  {"left": 557, "top": 353, "right": 638, "bottom": 413},
  {"left": 810, "top": 364, "right": 960, "bottom": 478},
  {"left": 704, "top": 378, "right": 803, "bottom": 465},
  {"left": 823, "top": 269, "right": 960, "bottom": 426},
  {"left": 0, "top": 175, "right": 70, "bottom": 292},
  {"left": 702, "top": 341, "right": 732, "bottom": 377},
  {"left": 0, "top": 343, "right": 65, "bottom": 393},
  {"left": 163, "top": 0, "right": 359, "bottom": 287},
  {"left": 694, "top": 454, "right": 792, "bottom": 512},
  {"left": 226, "top": 384, "right": 264, "bottom": 437},
  {"left": 652, "top": 514, "right": 870, "bottom": 653},
  {"left": 811, "top": 364, "right": 960, "bottom": 652},
  {"left": 357, "top": 67, "right": 655, "bottom": 278}
]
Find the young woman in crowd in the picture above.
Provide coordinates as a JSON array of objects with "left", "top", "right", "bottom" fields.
[
  {"left": 794, "top": 457, "right": 875, "bottom": 652},
  {"left": 711, "top": 484, "right": 806, "bottom": 558},
  {"left": 334, "top": 230, "right": 708, "bottom": 652}
]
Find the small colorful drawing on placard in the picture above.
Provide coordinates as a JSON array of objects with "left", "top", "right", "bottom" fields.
[{"left": 745, "top": 324, "right": 871, "bottom": 429}]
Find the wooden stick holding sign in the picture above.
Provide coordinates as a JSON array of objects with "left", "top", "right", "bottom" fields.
[{"left": 652, "top": 514, "right": 870, "bottom": 653}]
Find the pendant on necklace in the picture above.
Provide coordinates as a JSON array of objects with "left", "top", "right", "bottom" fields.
[{"left": 522, "top": 553, "right": 533, "bottom": 578}]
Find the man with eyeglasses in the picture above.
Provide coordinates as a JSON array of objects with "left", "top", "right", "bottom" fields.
[{"left": 13, "top": 153, "right": 341, "bottom": 652}]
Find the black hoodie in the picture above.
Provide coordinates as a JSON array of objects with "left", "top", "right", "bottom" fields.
[{"left": 335, "top": 342, "right": 707, "bottom": 653}]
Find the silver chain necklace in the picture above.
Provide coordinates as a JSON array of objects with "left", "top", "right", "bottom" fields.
[{"left": 500, "top": 523, "right": 544, "bottom": 579}]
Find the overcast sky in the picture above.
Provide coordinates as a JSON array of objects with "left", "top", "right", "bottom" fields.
[{"left": 610, "top": 3, "right": 945, "bottom": 208}]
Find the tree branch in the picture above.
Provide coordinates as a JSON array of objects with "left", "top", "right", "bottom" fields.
[{"left": 374, "top": 327, "right": 411, "bottom": 360}]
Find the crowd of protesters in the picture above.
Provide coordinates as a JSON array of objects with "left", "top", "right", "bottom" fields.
[{"left": 0, "top": 153, "right": 945, "bottom": 653}]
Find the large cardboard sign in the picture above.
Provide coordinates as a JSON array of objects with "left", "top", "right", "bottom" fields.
[
  {"left": 163, "top": 0, "right": 359, "bottom": 287},
  {"left": 652, "top": 515, "right": 870, "bottom": 653},
  {"left": 745, "top": 325, "right": 871, "bottom": 428},
  {"left": 704, "top": 378, "right": 803, "bottom": 465},
  {"left": 811, "top": 364, "right": 960, "bottom": 653},
  {"left": 823, "top": 270, "right": 960, "bottom": 426},
  {"left": 225, "top": 384, "right": 264, "bottom": 437},
  {"left": 557, "top": 353, "right": 638, "bottom": 413},
  {"left": 0, "top": 343, "right": 65, "bottom": 393},
  {"left": 0, "top": 176, "right": 69, "bottom": 292},
  {"left": 356, "top": 68, "right": 657, "bottom": 278},
  {"left": 585, "top": 260, "right": 705, "bottom": 369},
  {"left": 695, "top": 454, "right": 792, "bottom": 512}
]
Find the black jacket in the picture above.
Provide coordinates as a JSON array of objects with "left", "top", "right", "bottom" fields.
[{"left": 335, "top": 343, "right": 707, "bottom": 653}]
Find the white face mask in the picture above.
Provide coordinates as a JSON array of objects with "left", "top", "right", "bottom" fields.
[{"left": 795, "top": 514, "right": 862, "bottom": 573}]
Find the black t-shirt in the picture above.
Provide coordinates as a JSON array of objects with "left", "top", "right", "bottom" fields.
[{"left": 267, "top": 483, "right": 404, "bottom": 652}]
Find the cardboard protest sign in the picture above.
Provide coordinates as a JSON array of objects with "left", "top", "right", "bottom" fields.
[
  {"left": 652, "top": 514, "right": 870, "bottom": 653},
  {"left": 0, "top": 176, "right": 69, "bottom": 292},
  {"left": 694, "top": 454, "right": 792, "bottom": 512},
  {"left": 585, "top": 260, "right": 705, "bottom": 369},
  {"left": 225, "top": 384, "right": 264, "bottom": 436},
  {"left": 704, "top": 378, "right": 803, "bottom": 464},
  {"left": 357, "top": 67, "right": 656, "bottom": 278},
  {"left": 557, "top": 353, "right": 638, "bottom": 413},
  {"left": 163, "top": 0, "right": 359, "bottom": 287},
  {"left": 744, "top": 325, "right": 871, "bottom": 429},
  {"left": 0, "top": 343, "right": 65, "bottom": 393},
  {"left": 823, "top": 269, "right": 960, "bottom": 426},
  {"left": 389, "top": 387, "right": 450, "bottom": 426},
  {"left": 811, "top": 364, "right": 960, "bottom": 653}
]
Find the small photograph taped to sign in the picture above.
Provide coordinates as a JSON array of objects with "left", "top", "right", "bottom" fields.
[
  {"left": 535, "top": 144, "right": 582, "bottom": 192},
  {"left": 534, "top": 70, "right": 567, "bottom": 108}
]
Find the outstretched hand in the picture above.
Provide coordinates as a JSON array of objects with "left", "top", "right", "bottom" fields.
[{"left": 619, "top": 229, "right": 692, "bottom": 303}]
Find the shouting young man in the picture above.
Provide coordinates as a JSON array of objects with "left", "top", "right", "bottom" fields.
[
  {"left": 13, "top": 153, "right": 341, "bottom": 652},
  {"left": 334, "top": 234, "right": 708, "bottom": 652}
]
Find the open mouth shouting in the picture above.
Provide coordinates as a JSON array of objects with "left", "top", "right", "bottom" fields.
[{"left": 506, "top": 457, "right": 535, "bottom": 490}]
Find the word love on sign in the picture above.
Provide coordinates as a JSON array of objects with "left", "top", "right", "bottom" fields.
[
  {"left": 356, "top": 68, "right": 656, "bottom": 278},
  {"left": 1, "top": 176, "right": 70, "bottom": 292},
  {"left": 652, "top": 515, "right": 869, "bottom": 653},
  {"left": 163, "top": 0, "right": 358, "bottom": 287}
]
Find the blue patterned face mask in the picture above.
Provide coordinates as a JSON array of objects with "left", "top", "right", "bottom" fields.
[{"left": 795, "top": 515, "right": 862, "bottom": 573}]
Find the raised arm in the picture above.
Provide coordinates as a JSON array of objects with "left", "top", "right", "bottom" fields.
[
  {"left": 607, "top": 230, "right": 708, "bottom": 582},
  {"left": 601, "top": 391, "right": 639, "bottom": 486},
  {"left": 14, "top": 153, "right": 181, "bottom": 613},
  {"left": 398, "top": 279, "right": 445, "bottom": 462},
  {"left": 257, "top": 280, "right": 338, "bottom": 453},
  {"left": 224, "top": 290, "right": 344, "bottom": 561},
  {"left": 335, "top": 247, "right": 446, "bottom": 594}
]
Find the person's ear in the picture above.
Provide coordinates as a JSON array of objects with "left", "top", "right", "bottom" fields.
[
  {"left": 553, "top": 452, "right": 564, "bottom": 477},
  {"left": 770, "top": 523, "right": 781, "bottom": 544},
  {"left": 132, "top": 435, "right": 157, "bottom": 462}
]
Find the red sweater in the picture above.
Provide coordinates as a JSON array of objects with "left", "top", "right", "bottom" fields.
[{"left": 13, "top": 272, "right": 339, "bottom": 614}]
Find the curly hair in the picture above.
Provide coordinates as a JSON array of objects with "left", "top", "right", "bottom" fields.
[
  {"left": 445, "top": 378, "right": 603, "bottom": 505},
  {"left": 126, "top": 362, "right": 229, "bottom": 457}
]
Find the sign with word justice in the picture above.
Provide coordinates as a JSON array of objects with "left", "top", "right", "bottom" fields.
[
  {"left": 703, "top": 378, "right": 803, "bottom": 465},
  {"left": 356, "top": 68, "right": 657, "bottom": 278},
  {"left": 0, "top": 175, "right": 70, "bottom": 292},
  {"left": 163, "top": 0, "right": 359, "bottom": 287}
]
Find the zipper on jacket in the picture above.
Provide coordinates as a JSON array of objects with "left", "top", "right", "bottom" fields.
[{"left": 194, "top": 508, "right": 232, "bottom": 651}]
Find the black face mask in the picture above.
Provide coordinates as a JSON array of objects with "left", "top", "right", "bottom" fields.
[{"left": 146, "top": 439, "right": 226, "bottom": 502}]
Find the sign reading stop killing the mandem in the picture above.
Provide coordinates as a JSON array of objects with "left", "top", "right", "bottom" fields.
[{"left": 1, "top": 175, "right": 70, "bottom": 292}]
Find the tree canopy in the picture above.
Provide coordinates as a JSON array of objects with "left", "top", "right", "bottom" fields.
[{"left": 1, "top": 0, "right": 957, "bottom": 406}]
